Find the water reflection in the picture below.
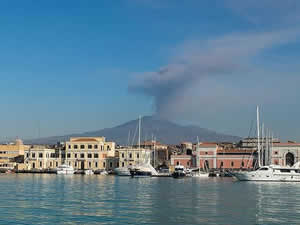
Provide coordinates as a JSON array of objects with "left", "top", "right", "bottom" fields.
[{"left": 0, "top": 175, "right": 300, "bottom": 224}]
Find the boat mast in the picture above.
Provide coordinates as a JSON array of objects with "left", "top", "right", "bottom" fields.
[{"left": 257, "top": 106, "right": 261, "bottom": 168}]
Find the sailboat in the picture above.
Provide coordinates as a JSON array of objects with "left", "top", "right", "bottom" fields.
[
  {"left": 231, "top": 106, "right": 300, "bottom": 182},
  {"left": 192, "top": 137, "right": 210, "bottom": 178},
  {"left": 130, "top": 116, "right": 158, "bottom": 178}
]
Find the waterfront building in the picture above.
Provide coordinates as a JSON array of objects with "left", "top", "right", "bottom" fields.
[
  {"left": 24, "top": 145, "right": 63, "bottom": 170},
  {"left": 170, "top": 154, "right": 193, "bottom": 168},
  {"left": 271, "top": 142, "right": 300, "bottom": 166},
  {"left": 118, "top": 147, "right": 152, "bottom": 168},
  {"left": 65, "top": 137, "right": 117, "bottom": 171},
  {"left": 0, "top": 139, "right": 30, "bottom": 170},
  {"left": 196, "top": 142, "right": 255, "bottom": 170},
  {"left": 135, "top": 140, "right": 169, "bottom": 167}
]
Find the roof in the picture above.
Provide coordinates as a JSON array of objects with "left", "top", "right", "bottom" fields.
[
  {"left": 273, "top": 143, "right": 300, "bottom": 147},
  {"left": 72, "top": 138, "right": 98, "bottom": 142},
  {"left": 198, "top": 142, "right": 217, "bottom": 147},
  {"left": 217, "top": 149, "right": 254, "bottom": 154}
]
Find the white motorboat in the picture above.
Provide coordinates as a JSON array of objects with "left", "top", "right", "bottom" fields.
[
  {"left": 231, "top": 163, "right": 300, "bottom": 182},
  {"left": 192, "top": 171, "right": 210, "bottom": 178},
  {"left": 56, "top": 164, "right": 75, "bottom": 175},
  {"left": 84, "top": 169, "right": 94, "bottom": 175},
  {"left": 114, "top": 167, "right": 131, "bottom": 176},
  {"left": 172, "top": 165, "right": 187, "bottom": 178},
  {"left": 100, "top": 170, "right": 108, "bottom": 175}
]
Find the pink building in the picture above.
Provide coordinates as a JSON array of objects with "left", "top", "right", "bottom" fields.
[{"left": 196, "top": 143, "right": 255, "bottom": 170}]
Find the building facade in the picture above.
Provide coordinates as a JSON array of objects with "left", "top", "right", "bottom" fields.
[
  {"left": 118, "top": 148, "right": 152, "bottom": 168},
  {"left": 195, "top": 142, "right": 255, "bottom": 170},
  {"left": 271, "top": 142, "right": 300, "bottom": 166},
  {"left": 24, "top": 146, "right": 63, "bottom": 170},
  {"left": 65, "top": 137, "right": 117, "bottom": 171},
  {"left": 0, "top": 139, "right": 30, "bottom": 170}
]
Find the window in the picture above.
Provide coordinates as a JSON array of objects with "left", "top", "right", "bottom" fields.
[
  {"left": 231, "top": 162, "right": 234, "bottom": 167},
  {"left": 94, "top": 153, "right": 99, "bottom": 158},
  {"left": 241, "top": 162, "right": 245, "bottom": 167},
  {"left": 40, "top": 162, "right": 42, "bottom": 167},
  {"left": 129, "top": 153, "right": 132, "bottom": 158},
  {"left": 80, "top": 153, "right": 84, "bottom": 158},
  {"left": 56, "top": 162, "right": 58, "bottom": 167},
  {"left": 32, "top": 163, "right": 35, "bottom": 169},
  {"left": 26, "top": 153, "right": 29, "bottom": 158},
  {"left": 122, "top": 162, "right": 125, "bottom": 167},
  {"left": 50, "top": 162, "right": 52, "bottom": 167},
  {"left": 101, "top": 145, "right": 103, "bottom": 151},
  {"left": 94, "top": 145, "right": 98, "bottom": 149},
  {"left": 103, "top": 162, "right": 106, "bottom": 167},
  {"left": 75, "top": 162, "right": 77, "bottom": 167},
  {"left": 88, "top": 154, "right": 92, "bottom": 158},
  {"left": 177, "top": 161, "right": 179, "bottom": 166},
  {"left": 32, "top": 153, "right": 36, "bottom": 158},
  {"left": 187, "top": 161, "right": 190, "bottom": 166},
  {"left": 220, "top": 161, "right": 224, "bottom": 167},
  {"left": 137, "top": 153, "right": 139, "bottom": 158},
  {"left": 107, "top": 146, "right": 110, "bottom": 150},
  {"left": 69, "top": 162, "right": 71, "bottom": 166},
  {"left": 80, "top": 145, "right": 85, "bottom": 149},
  {"left": 274, "top": 151, "right": 278, "bottom": 155},
  {"left": 68, "top": 145, "right": 71, "bottom": 149},
  {"left": 74, "top": 145, "right": 78, "bottom": 149},
  {"left": 67, "top": 153, "right": 71, "bottom": 158},
  {"left": 39, "top": 153, "right": 43, "bottom": 158},
  {"left": 205, "top": 152, "right": 208, "bottom": 155},
  {"left": 110, "top": 162, "right": 113, "bottom": 168},
  {"left": 95, "top": 162, "right": 98, "bottom": 168},
  {"left": 74, "top": 154, "right": 77, "bottom": 158},
  {"left": 122, "top": 153, "right": 124, "bottom": 158},
  {"left": 280, "top": 169, "right": 291, "bottom": 173},
  {"left": 88, "top": 145, "right": 92, "bottom": 149},
  {"left": 89, "top": 162, "right": 91, "bottom": 167}
]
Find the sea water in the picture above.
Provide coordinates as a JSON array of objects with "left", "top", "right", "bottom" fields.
[{"left": 0, "top": 174, "right": 299, "bottom": 225}]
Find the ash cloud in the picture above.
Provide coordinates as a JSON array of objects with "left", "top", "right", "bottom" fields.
[{"left": 129, "top": 29, "right": 300, "bottom": 118}]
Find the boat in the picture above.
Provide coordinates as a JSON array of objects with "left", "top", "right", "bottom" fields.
[
  {"left": 115, "top": 116, "right": 158, "bottom": 178},
  {"left": 84, "top": 169, "right": 94, "bottom": 175},
  {"left": 192, "top": 171, "right": 210, "bottom": 178},
  {"left": 56, "top": 164, "right": 75, "bottom": 175},
  {"left": 100, "top": 170, "right": 108, "bottom": 175},
  {"left": 172, "top": 165, "right": 186, "bottom": 178},
  {"left": 194, "top": 136, "right": 210, "bottom": 178},
  {"left": 114, "top": 167, "right": 131, "bottom": 176},
  {"left": 231, "top": 106, "right": 300, "bottom": 182},
  {"left": 231, "top": 163, "right": 300, "bottom": 181},
  {"left": 130, "top": 168, "right": 152, "bottom": 178}
]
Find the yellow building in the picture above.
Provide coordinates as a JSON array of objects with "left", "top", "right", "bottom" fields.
[
  {"left": 65, "top": 137, "right": 117, "bottom": 170},
  {"left": 0, "top": 139, "right": 30, "bottom": 170},
  {"left": 118, "top": 147, "right": 152, "bottom": 168},
  {"left": 24, "top": 145, "right": 63, "bottom": 170}
]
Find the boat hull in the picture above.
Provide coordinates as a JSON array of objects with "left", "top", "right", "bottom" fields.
[
  {"left": 57, "top": 170, "right": 74, "bottom": 175},
  {"left": 114, "top": 167, "right": 131, "bottom": 176},
  {"left": 172, "top": 171, "right": 186, "bottom": 178},
  {"left": 231, "top": 171, "right": 300, "bottom": 182}
]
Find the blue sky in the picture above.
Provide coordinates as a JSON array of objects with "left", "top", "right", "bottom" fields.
[{"left": 0, "top": 0, "right": 300, "bottom": 141}]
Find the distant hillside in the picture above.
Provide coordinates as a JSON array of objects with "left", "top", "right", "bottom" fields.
[{"left": 25, "top": 116, "right": 241, "bottom": 145}]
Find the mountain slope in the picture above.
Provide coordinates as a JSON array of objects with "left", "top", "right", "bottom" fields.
[{"left": 25, "top": 116, "right": 241, "bottom": 145}]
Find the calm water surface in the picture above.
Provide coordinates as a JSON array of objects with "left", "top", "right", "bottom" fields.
[{"left": 0, "top": 174, "right": 299, "bottom": 225}]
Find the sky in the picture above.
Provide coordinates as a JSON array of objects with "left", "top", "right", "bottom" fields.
[{"left": 0, "top": 0, "right": 300, "bottom": 141}]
